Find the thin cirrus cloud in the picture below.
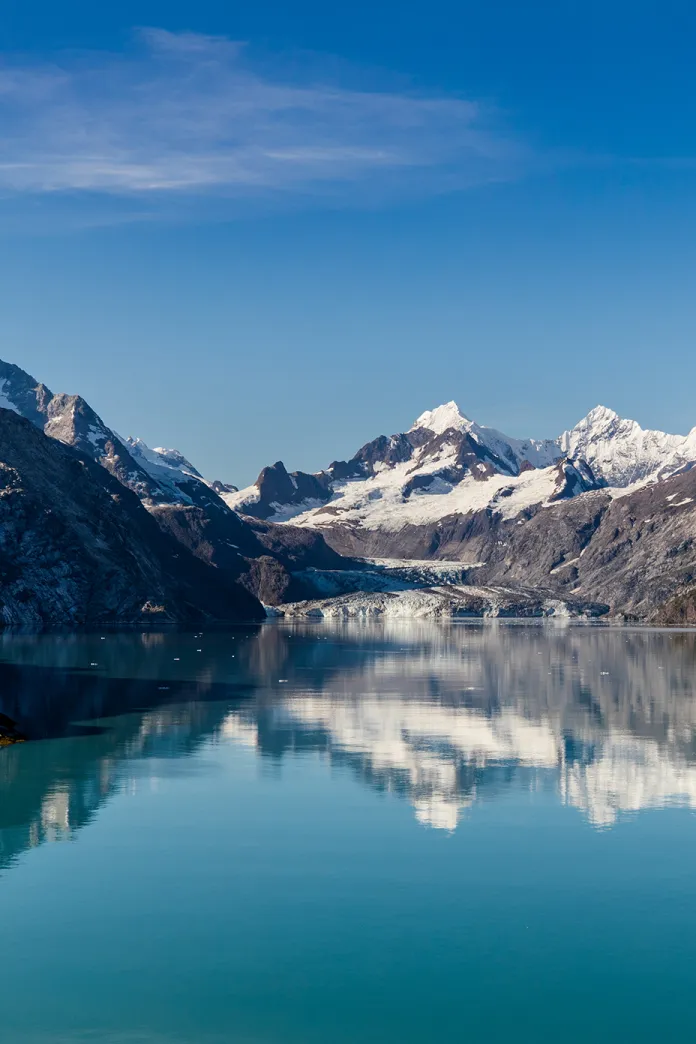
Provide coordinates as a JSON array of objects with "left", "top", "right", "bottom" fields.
[{"left": 0, "top": 28, "right": 529, "bottom": 205}]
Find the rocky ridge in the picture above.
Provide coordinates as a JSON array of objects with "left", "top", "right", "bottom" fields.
[{"left": 0, "top": 409, "right": 263, "bottom": 626}]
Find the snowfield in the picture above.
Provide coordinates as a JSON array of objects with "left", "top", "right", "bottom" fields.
[{"left": 228, "top": 450, "right": 597, "bottom": 530}]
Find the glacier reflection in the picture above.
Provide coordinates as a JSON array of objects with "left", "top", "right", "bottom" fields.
[
  {"left": 1, "top": 623, "right": 696, "bottom": 867},
  {"left": 222, "top": 623, "right": 696, "bottom": 829}
]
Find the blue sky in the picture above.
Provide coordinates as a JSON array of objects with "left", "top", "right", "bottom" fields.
[{"left": 1, "top": 0, "right": 695, "bottom": 484}]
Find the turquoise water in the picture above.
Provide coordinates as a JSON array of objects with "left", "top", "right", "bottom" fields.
[{"left": 1, "top": 623, "right": 696, "bottom": 1042}]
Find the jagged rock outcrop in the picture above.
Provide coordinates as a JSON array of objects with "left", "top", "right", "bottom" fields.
[
  {"left": 211, "top": 480, "right": 238, "bottom": 494},
  {"left": 234, "top": 461, "right": 333, "bottom": 520},
  {"left": 0, "top": 711, "right": 26, "bottom": 745},
  {"left": 0, "top": 360, "right": 53, "bottom": 430}
]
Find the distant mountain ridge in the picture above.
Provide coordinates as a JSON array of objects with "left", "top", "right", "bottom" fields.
[
  {"left": 223, "top": 399, "right": 696, "bottom": 529},
  {"left": 3, "top": 355, "right": 696, "bottom": 623},
  {"left": 215, "top": 398, "right": 696, "bottom": 622}
]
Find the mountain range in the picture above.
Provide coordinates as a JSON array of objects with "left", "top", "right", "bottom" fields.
[
  {"left": 225, "top": 400, "right": 696, "bottom": 526},
  {"left": 217, "top": 398, "right": 696, "bottom": 623},
  {"left": 1, "top": 356, "right": 696, "bottom": 625}
]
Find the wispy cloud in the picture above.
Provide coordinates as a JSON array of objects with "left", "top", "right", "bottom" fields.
[{"left": 0, "top": 29, "right": 528, "bottom": 204}]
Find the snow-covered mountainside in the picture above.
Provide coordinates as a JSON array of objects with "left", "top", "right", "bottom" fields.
[
  {"left": 216, "top": 401, "right": 696, "bottom": 621},
  {"left": 224, "top": 396, "right": 692, "bottom": 530},
  {"left": 411, "top": 401, "right": 559, "bottom": 471},
  {"left": 224, "top": 400, "right": 696, "bottom": 534},
  {"left": 558, "top": 405, "right": 696, "bottom": 487},
  {"left": 0, "top": 407, "right": 263, "bottom": 626}
]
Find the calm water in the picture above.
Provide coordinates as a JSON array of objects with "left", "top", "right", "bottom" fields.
[{"left": 1, "top": 622, "right": 696, "bottom": 1043}]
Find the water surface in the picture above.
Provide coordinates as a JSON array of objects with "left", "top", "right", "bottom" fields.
[{"left": 1, "top": 622, "right": 696, "bottom": 1043}]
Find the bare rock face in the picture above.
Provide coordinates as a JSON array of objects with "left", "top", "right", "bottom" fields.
[
  {"left": 0, "top": 360, "right": 53, "bottom": 430},
  {"left": 0, "top": 409, "right": 263, "bottom": 627},
  {"left": 548, "top": 458, "right": 603, "bottom": 501},
  {"left": 237, "top": 461, "right": 333, "bottom": 520},
  {"left": 567, "top": 470, "right": 696, "bottom": 618},
  {"left": 340, "top": 432, "right": 415, "bottom": 476},
  {"left": 237, "top": 556, "right": 303, "bottom": 605},
  {"left": 655, "top": 589, "right": 696, "bottom": 626},
  {"left": 142, "top": 501, "right": 350, "bottom": 607},
  {"left": 45, "top": 394, "right": 165, "bottom": 501},
  {"left": 245, "top": 517, "right": 349, "bottom": 571}
]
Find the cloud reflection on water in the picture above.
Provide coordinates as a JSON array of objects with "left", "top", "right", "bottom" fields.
[
  {"left": 1, "top": 623, "right": 696, "bottom": 870},
  {"left": 222, "top": 623, "right": 696, "bottom": 829}
]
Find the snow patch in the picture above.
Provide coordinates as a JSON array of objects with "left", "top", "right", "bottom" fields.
[{"left": 0, "top": 379, "right": 19, "bottom": 414}]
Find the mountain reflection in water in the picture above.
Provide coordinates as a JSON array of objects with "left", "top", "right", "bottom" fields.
[{"left": 1, "top": 622, "right": 696, "bottom": 868}]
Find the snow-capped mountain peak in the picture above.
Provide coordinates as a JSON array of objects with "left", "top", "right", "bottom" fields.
[
  {"left": 559, "top": 405, "right": 689, "bottom": 487},
  {"left": 567, "top": 405, "right": 623, "bottom": 440},
  {"left": 410, "top": 402, "right": 559, "bottom": 473},
  {"left": 582, "top": 405, "right": 620, "bottom": 427},
  {"left": 411, "top": 401, "right": 471, "bottom": 435}
]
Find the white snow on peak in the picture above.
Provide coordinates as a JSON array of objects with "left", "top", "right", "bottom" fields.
[
  {"left": 469, "top": 422, "right": 559, "bottom": 471},
  {"left": 411, "top": 401, "right": 558, "bottom": 471},
  {"left": 411, "top": 401, "right": 471, "bottom": 436},
  {"left": 213, "top": 398, "right": 696, "bottom": 532},
  {"left": 581, "top": 405, "right": 620, "bottom": 429},
  {"left": 559, "top": 405, "right": 690, "bottom": 487},
  {"left": 410, "top": 401, "right": 696, "bottom": 489}
]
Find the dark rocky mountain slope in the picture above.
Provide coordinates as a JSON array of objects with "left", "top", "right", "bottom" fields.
[
  {"left": 307, "top": 468, "right": 696, "bottom": 620},
  {"left": 0, "top": 358, "right": 351, "bottom": 608},
  {"left": 0, "top": 409, "right": 263, "bottom": 626}
]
